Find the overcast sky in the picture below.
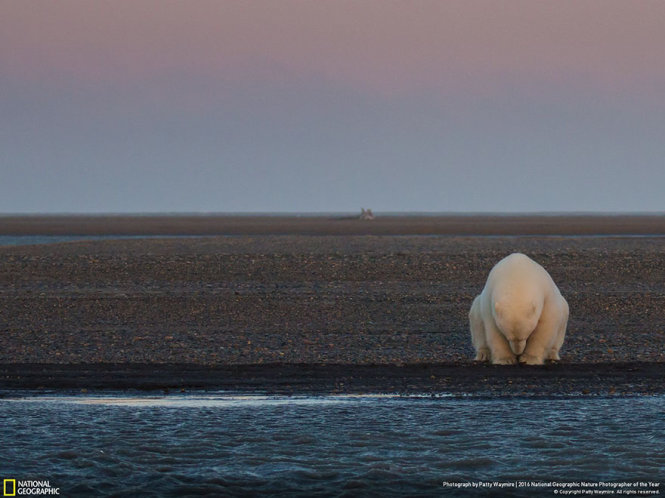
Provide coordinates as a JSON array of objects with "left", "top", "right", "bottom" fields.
[{"left": 2, "top": 1, "right": 664, "bottom": 213}]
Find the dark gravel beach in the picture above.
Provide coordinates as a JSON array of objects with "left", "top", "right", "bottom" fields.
[
  {"left": 2, "top": 363, "right": 664, "bottom": 397},
  {"left": 1, "top": 215, "right": 664, "bottom": 394}
]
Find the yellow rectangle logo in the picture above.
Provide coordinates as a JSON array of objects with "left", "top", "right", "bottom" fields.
[{"left": 3, "top": 479, "right": 16, "bottom": 497}]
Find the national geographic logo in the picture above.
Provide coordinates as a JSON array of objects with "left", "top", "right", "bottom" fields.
[
  {"left": 3, "top": 480, "right": 59, "bottom": 496},
  {"left": 2, "top": 480, "right": 14, "bottom": 497}
]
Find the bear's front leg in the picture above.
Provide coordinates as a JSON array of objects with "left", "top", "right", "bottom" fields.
[
  {"left": 519, "top": 338, "right": 547, "bottom": 365},
  {"left": 518, "top": 352, "right": 545, "bottom": 365},
  {"left": 520, "top": 304, "right": 561, "bottom": 365},
  {"left": 484, "top": 320, "right": 517, "bottom": 365}
]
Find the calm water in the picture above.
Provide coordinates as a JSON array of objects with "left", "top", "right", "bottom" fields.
[
  {"left": 1, "top": 394, "right": 664, "bottom": 496},
  {"left": 0, "top": 235, "right": 214, "bottom": 246}
]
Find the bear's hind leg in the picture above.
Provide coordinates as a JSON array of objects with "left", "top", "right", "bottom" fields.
[
  {"left": 469, "top": 297, "right": 490, "bottom": 362},
  {"left": 546, "top": 297, "right": 569, "bottom": 362},
  {"left": 546, "top": 347, "right": 561, "bottom": 362}
]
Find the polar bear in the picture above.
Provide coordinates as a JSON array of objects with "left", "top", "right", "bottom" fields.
[{"left": 469, "top": 253, "right": 568, "bottom": 365}]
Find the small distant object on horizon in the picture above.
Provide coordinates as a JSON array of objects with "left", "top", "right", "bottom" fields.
[{"left": 359, "top": 208, "right": 375, "bottom": 220}]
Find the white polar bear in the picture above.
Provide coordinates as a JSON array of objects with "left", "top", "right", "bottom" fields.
[{"left": 469, "top": 253, "right": 569, "bottom": 365}]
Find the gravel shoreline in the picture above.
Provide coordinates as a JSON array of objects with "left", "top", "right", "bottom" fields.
[
  {"left": 1, "top": 217, "right": 664, "bottom": 393},
  {"left": 2, "top": 213, "right": 665, "bottom": 236},
  {"left": 2, "top": 363, "right": 664, "bottom": 396}
]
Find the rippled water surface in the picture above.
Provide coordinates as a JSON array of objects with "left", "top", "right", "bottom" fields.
[{"left": 1, "top": 394, "right": 664, "bottom": 496}]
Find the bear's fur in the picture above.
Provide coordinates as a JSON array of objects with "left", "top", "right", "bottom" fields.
[{"left": 469, "top": 253, "right": 569, "bottom": 365}]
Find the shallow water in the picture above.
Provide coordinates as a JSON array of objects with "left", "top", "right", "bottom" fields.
[
  {"left": 1, "top": 394, "right": 664, "bottom": 496},
  {"left": 0, "top": 235, "right": 108, "bottom": 246},
  {"left": 0, "top": 235, "right": 212, "bottom": 246}
]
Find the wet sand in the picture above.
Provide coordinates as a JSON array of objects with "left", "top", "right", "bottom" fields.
[
  {"left": 1, "top": 215, "right": 664, "bottom": 394},
  {"left": 1, "top": 363, "right": 664, "bottom": 397}
]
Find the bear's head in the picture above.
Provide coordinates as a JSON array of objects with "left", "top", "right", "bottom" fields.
[{"left": 493, "top": 299, "right": 542, "bottom": 355}]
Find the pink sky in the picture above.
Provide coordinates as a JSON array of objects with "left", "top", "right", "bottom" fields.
[
  {"left": 2, "top": 1, "right": 665, "bottom": 213},
  {"left": 3, "top": 1, "right": 664, "bottom": 100}
]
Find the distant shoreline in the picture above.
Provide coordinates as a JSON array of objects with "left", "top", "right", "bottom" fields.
[{"left": 1, "top": 213, "right": 665, "bottom": 235}]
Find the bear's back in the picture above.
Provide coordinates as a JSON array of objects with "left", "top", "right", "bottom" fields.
[{"left": 486, "top": 253, "right": 550, "bottom": 294}]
